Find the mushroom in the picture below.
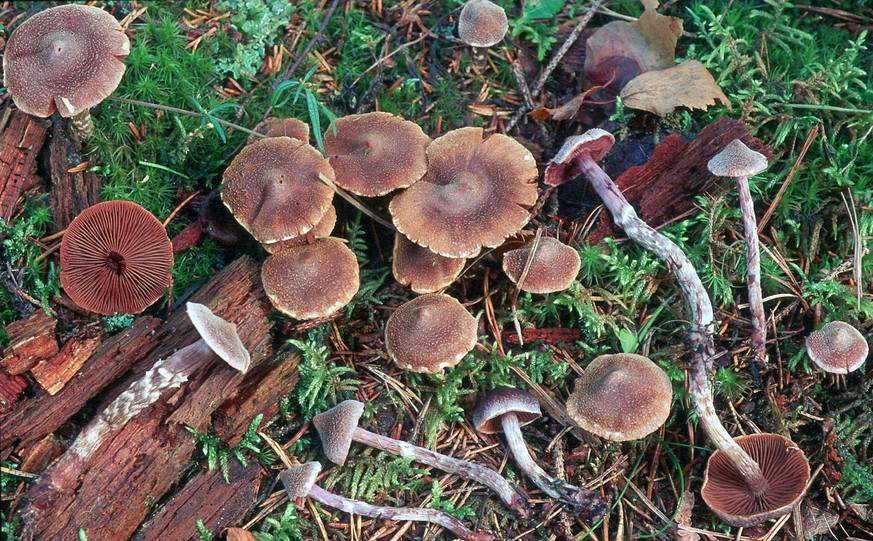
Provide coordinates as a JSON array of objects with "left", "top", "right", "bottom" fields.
[
  {"left": 199, "top": 188, "right": 253, "bottom": 246},
  {"left": 262, "top": 205, "right": 337, "bottom": 254},
  {"left": 502, "top": 236, "right": 581, "bottom": 294},
  {"left": 805, "top": 321, "right": 868, "bottom": 374},
  {"left": 323, "top": 112, "right": 431, "bottom": 197},
  {"left": 390, "top": 127, "right": 538, "bottom": 258},
  {"left": 60, "top": 200, "right": 173, "bottom": 315},
  {"left": 312, "top": 400, "right": 532, "bottom": 519},
  {"left": 384, "top": 293, "right": 478, "bottom": 373},
  {"left": 247, "top": 117, "right": 310, "bottom": 145},
  {"left": 392, "top": 232, "right": 466, "bottom": 294},
  {"left": 565, "top": 354, "right": 672, "bottom": 441},
  {"left": 281, "top": 462, "right": 496, "bottom": 541},
  {"left": 3, "top": 4, "right": 130, "bottom": 139},
  {"left": 458, "top": 0, "right": 508, "bottom": 71},
  {"left": 708, "top": 139, "right": 769, "bottom": 365},
  {"left": 474, "top": 387, "right": 601, "bottom": 507},
  {"left": 701, "top": 433, "right": 810, "bottom": 526}
]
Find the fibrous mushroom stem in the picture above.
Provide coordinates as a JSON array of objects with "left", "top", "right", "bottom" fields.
[
  {"left": 471, "top": 47, "right": 488, "bottom": 72},
  {"left": 70, "top": 109, "right": 94, "bottom": 140},
  {"left": 576, "top": 151, "right": 770, "bottom": 495},
  {"left": 351, "top": 427, "right": 532, "bottom": 519},
  {"left": 735, "top": 174, "right": 767, "bottom": 365},
  {"left": 307, "top": 484, "right": 495, "bottom": 541}
]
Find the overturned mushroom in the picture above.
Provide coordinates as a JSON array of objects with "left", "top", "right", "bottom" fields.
[{"left": 313, "top": 400, "right": 532, "bottom": 519}]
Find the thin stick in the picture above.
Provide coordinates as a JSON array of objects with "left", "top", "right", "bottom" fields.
[
  {"left": 163, "top": 191, "right": 200, "bottom": 228},
  {"left": 271, "top": 0, "right": 341, "bottom": 90},
  {"left": 107, "top": 96, "right": 264, "bottom": 139},
  {"left": 757, "top": 125, "right": 818, "bottom": 233},
  {"left": 317, "top": 173, "right": 395, "bottom": 231}
]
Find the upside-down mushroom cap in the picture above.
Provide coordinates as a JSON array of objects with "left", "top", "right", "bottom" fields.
[
  {"left": 473, "top": 387, "right": 541, "bottom": 434},
  {"left": 390, "top": 127, "right": 538, "bottom": 258},
  {"left": 247, "top": 117, "right": 310, "bottom": 145},
  {"left": 385, "top": 293, "right": 478, "bottom": 373},
  {"left": 566, "top": 353, "right": 672, "bottom": 441},
  {"left": 60, "top": 200, "right": 173, "bottom": 315},
  {"left": 392, "top": 232, "right": 466, "bottom": 294},
  {"left": 3, "top": 4, "right": 130, "bottom": 118},
  {"left": 502, "top": 236, "right": 581, "bottom": 294},
  {"left": 186, "top": 302, "right": 251, "bottom": 373},
  {"left": 262, "top": 205, "right": 337, "bottom": 254},
  {"left": 707, "top": 139, "right": 768, "bottom": 178},
  {"left": 222, "top": 137, "right": 334, "bottom": 244},
  {"left": 312, "top": 400, "right": 366, "bottom": 466},
  {"left": 701, "top": 433, "right": 810, "bottom": 527},
  {"left": 280, "top": 462, "right": 322, "bottom": 507},
  {"left": 323, "top": 112, "right": 431, "bottom": 197},
  {"left": 261, "top": 238, "right": 359, "bottom": 320},
  {"left": 458, "top": 0, "right": 509, "bottom": 48},
  {"left": 544, "top": 130, "right": 616, "bottom": 187},
  {"left": 805, "top": 321, "right": 869, "bottom": 374}
]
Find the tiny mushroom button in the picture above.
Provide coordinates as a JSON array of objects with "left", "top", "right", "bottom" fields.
[{"left": 805, "top": 321, "right": 869, "bottom": 374}]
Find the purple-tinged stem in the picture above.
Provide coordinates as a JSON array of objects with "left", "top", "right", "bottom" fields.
[{"left": 736, "top": 175, "right": 767, "bottom": 364}]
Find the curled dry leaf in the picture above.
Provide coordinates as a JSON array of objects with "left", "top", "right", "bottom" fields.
[
  {"left": 619, "top": 60, "right": 731, "bottom": 116},
  {"left": 674, "top": 491, "right": 700, "bottom": 541}
]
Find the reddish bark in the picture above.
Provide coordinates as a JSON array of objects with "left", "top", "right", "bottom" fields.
[
  {"left": 171, "top": 219, "right": 205, "bottom": 253},
  {"left": 0, "top": 368, "right": 29, "bottom": 412},
  {"left": 48, "top": 121, "right": 102, "bottom": 231},
  {"left": 1, "top": 310, "right": 58, "bottom": 375},
  {"left": 0, "top": 107, "right": 50, "bottom": 223},
  {"left": 30, "top": 336, "right": 102, "bottom": 395}
]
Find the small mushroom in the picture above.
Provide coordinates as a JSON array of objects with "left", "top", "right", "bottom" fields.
[
  {"left": 281, "top": 462, "right": 496, "bottom": 541},
  {"left": 392, "top": 232, "right": 466, "bottom": 294},
  {"left": 458, "top": 0, "right": 508, "bottom": 71},
  {"left": 247, "top": 117, "right": 310, "bottom": 145},
  {"left": 312, "top": 400, "right": 532, "bottom": 519},
  {"left": 502, "top": 236, "right": 581, "bottom": 294},
  {"left": 805, "top": 321, "right": 868, "bottom": 374}
]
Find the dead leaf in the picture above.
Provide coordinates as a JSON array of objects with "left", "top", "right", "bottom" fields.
[
  {"left": 226, "top": 527, "right": 258, "bottom": 541},
  {"left": 529, "top": 84, "right": 604, "bottom": 121},
  {"left": 620, "top": 60, "right": 731, "bottom": 115},
  {"left": 673, "top": 491, "right": 700, "bottom": 541}
]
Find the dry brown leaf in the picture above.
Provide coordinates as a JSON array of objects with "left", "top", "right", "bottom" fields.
[
  {"left": 226, "top": 527, "right": 259, "bottom": 541},
  {"left": 673, "top": 491, "right": 699, "bottom": 541},
  {"left": 529, "top": 85, "right": 603, "bottom": 121},
  {"left": 620, "top": 60, "right": 731, "bottom": 116}
]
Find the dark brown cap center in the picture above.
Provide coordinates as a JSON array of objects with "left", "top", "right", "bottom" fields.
[{"left": 105, "top": 251, "right": 127, "bottom": 274}]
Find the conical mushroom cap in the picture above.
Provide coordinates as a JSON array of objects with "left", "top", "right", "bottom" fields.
[
  {"left": 312, "top": 400, "right": 365, "bottom": 466},
  {"left": 186, "top": 303, "right": 251, "bottom": 373},
  {"left": 707, "top": 139, "right": 768, "bottom": 178},
  {"left": 502, "top": 236, "right": 581, "bottom": 294},
  {"left": 280, "top": 462, "right": 322, "bottom": 506},
  {"left": 458, "top": 0, "right": 508, "bottom": 47},
  {"left": 392, "top": 231, "right": 465, "bottom": 294},
  {"left": 473, "top": 387, "right": 541, "bottom": 434},
  {"left": 805, "top": 321, "right": 868, "bottom": 374},
  {"left": 544, "top": 130, "right": 615, "bottom": 187}
]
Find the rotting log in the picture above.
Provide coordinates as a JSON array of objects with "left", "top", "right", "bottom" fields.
[
  {"left": 30, "top": 335, "right": 102, "bottom": 395},
  {"left": 47, "top": 120, "right": 101, "bottom": 231},
  {"left": 1, "top": 309, "right": 58, "bottom": 375},
  {"left": 0, "top": 367, "right": 28, "bottom": 413},
  {"left": 0, "top": 107, "right": 50, "bottom": 224}
]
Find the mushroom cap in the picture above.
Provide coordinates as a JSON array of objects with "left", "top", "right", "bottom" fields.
[
  {"left": 261, "top": 238, "right": 360, "bottom": 320},
  {"left": 458, "top": 0, "right": 509, "bottom": 48},
  {"left": 247, "top": 117, "right": 310, "bottom": 145},
  {"left": 544, "top": 130, "right": 616, "bottom": 187},
  {"left": 312, "top": 400, "right": 366, "bottom": 466},
  {"left": 280, "top": 462, "right": 322, "bottom": 506},
  {"left": 262, "top": 204, "right": 337, "bottom": 254},
  {"left": 323, "top": 112, "right": 431, "bottom": 197},
  {"left": 3, "top": 4, "right": 130, "bottom": 118},
  {"left": 701, "top": 433, "right": 810, "bottom": 527},
  {"left": 502, "top": 236, "right": 581, "bottom": 294},
  {"left": 389, "top": 127, "right": 538, "bottom": 258},
  {"left": 385, "top": 293, "right": 478, "bottom": 373},
  {"left": 60, "top": 200, "right": 173, "bottom": 315},
  {"left": 222, "top": 137, "right": 335, "bottom": 244},
  {"left": 707, "top": 139, "right": 768, "bottom": 178},
  {"left": 473, "top": 387, "right": 541, "bottom": 434},
  {"left": 566, "top": 353, "right": 672, "bottom": 441},
  {"left": 186, "top": 302, "right": 251, "bottom": 373},
  {"left": 805, "top": 321, "right": 868, "bottom": 374},
  {"left": 392, "top": 231, "right": 466, "bottom": 294}
]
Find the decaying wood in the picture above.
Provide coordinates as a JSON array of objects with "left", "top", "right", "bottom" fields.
[
  {"left": 48, "top": 121, "right": 101, "bottom": 231},
  {"left": 30, "top": 335, "right": 101, "bottom": 395},
  {"left": 1, "top": 309, "right": 58, "bottom": 375},
  {"left": 0, "top": 107, "right": 50, "bottom": 223},
  {"left": 18, "top": 435, "right": 66, "bottom": 476},
  {"left": 0, "top": 367, "right": 28, "bottom": 413}
]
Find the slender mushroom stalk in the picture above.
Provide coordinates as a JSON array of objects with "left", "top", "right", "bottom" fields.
[
  {"left": 282, "top": 462, "right": 495, "bottom": 541},
  {"left": 313, "top": 400, "right": 532, "bottom": 519},
  {"left": 547, "top": 130, "right": 769, "bottom": 496},
  {"left": 708, "top": 139, "right": 769, "bottom": 365}
]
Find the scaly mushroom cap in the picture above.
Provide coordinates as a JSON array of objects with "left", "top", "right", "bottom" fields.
[
  {"left": 473, "top": 387, "right": 541, "bottom": 434},
  {"left": 261, "top": 238, "right": 360, "bottom": 320},
  {"left": 323, "top": 112, "right": 431, "bottom": 197},
  {"left": 247, "top": 117, "right": 310, "bottom": 144},
  {"left": 186, "top": 303, "right": 251, "bottom": 373},
  {"left": 707, "top": 139, "right": 768, "bottom": 178},
  {"left": 458, "top": 0, "right": 509, "bottom": 48},
  {"left": 390, "top": 127, "right": 538, "bottom": 258},
  {"left": 566, "top": 353, "right": 672, "bottom": 441},
  {"left": 805, "top": 321, "right": 868, "bottom": 374},
  {"left": 701, "top": 433, "right": 810, "bottom": 527},
  {"left": 262, "top": 205, "right": 337, "bottom": 254},
  {"left": 312, "top": 400, "right": 366, "bottom": 466},
  {"left": 3, "top": 4, "right": 130, "bottom": 118},
  {"left": 502, "top": 236, "right": 581, "bottom": 294},
  {"left": 280, "top": 462, "right": 322, "bottom": 506},
  {"left": 222, "top": 137, "right": 335, "bottom": 244},
  {"left": 544, "top": 130, "right": 616, "bottom": 187},
  {"left": 385, "top": 293, "right": 478, "bottom": 373},
  {"left": 392, "top": 231, "right": 466, "bottom": 294},
  {"left": 60, "top": 200, "right": 173, "bottom": 315}
]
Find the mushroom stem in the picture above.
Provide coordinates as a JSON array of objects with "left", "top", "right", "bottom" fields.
[
  {"left": 575, "top": 151, "right": 769, "bottom": 496},
  {"left": 471, "top": 47, "right": 488, "bottom": 72},
  {"left": 351, "top": 426, "right": 532, "bottom": 519},
  {"left": 70, "top": 109, "right": 94, "bottom": 140},
  {"left": 307, "top": 484, "right": 496, "bottom": 541},
  {"left": 735, "top": 174, "right": 767, "bottom": 365}
]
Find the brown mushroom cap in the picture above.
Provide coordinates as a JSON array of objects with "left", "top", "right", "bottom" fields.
[
  {"left": 502, "top": 236, "right": 581, "bottom": 294},
  {"left": 701, "top": 433, "right": 810, "bottom": 527},
  {"left": 186, "top": 302, "right": 251, "bottom": 373},
  {"left": 222, "top": 137, "right": 335, "bottom": 244},
  {"left": 60, "top": 200, "right": 173, "bottom": 315},
  {"left": 385, "top": 293, "right": 478, "bottom": 373},
  {"left": 458, "top": 0, "right": 509, "bottom": 48},
  {"left": 707, "top": 139, "right": 768, "bottom": 178},
  {"left": 280, "top": 462, "right": 322, "bottom": 505},
  {"left": 312, "top": 400, "right": 366, "bottom": 466},
  {"left": 805, "top": 321, "right": 868, "bottom": 374},
  {"left": 392, "top": 232, "right": 466, "bottom": 294},
  {"left": 323, "top": 112, "right": 431, "bottom": 197},
  {"left": 261, "top": 238, "right": 360, "bottom": 320},
  {"left": 3, "top": 4, "right": 130, "bottom": 118},
  {"left": 473, "top": 387, "right": 541, "bottom": 434},
  {"left": 544, "top": 130, "right": 616, "bottom": 187},
  {"left": 262, "top": 204, "right": 337, "bottom": 254},
  {"left": 566, "top": 353, "right": 672, "bottom": 441},
  {"left": 390, "top": 127, "right": 538, "bottom": 258},
  {"left": 247, "top": 117, "right": 310, "bottom": 145}
]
